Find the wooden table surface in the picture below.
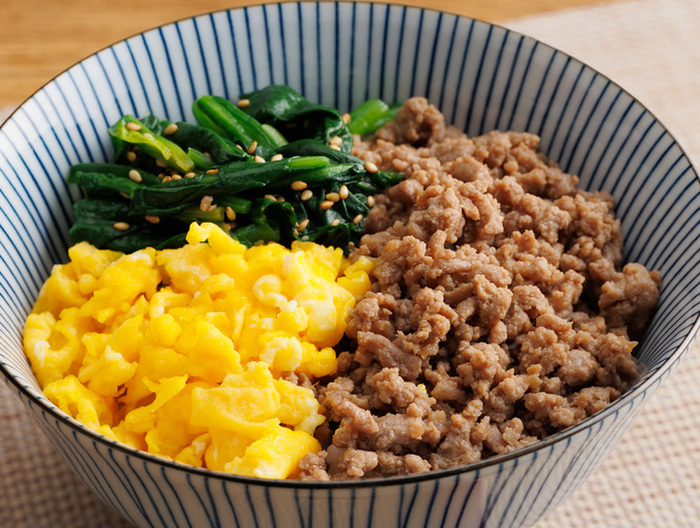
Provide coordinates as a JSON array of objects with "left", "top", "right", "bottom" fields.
[{"left": 0, "top": 0, "right": 620, "bottom": 109}]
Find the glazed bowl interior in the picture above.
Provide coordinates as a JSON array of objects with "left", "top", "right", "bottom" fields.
[{"left": 1, "top": 2, "right": 700, "bottom": 527}]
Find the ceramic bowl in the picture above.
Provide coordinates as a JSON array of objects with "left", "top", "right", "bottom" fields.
[{"left": 1, "top": 2, "right": 699, "bottom": 527}]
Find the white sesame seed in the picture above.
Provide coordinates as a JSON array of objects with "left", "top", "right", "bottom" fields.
[
  {"left": 206, "top": 169, "right": 219, "bottom": 174},
  {"left": 145, "top": 215, "right": 160, "bottom": 224},
  {"left": 291, "top": 180, "right": 308, "bottom": 191},
  {"left": 271, "top": 154, "right": 284, "bottom": 161},
  {"left": 367, "top": 195, "right": 376, "bottom": 207},
  {"left": 200, "top": 195, "right": 216, "bottom": 212},
  {"left": 353, "top": 214, "right": 364, "bottom": 224},
  {"left": 325, "top": 192, "right": 340, "bottom": 202},
  {"left": 128, "top": 169, "right": 142, "bottom": 183},
  {"left": 226, "top": 206, "right": 237, "bottom": 221},
  {"left": 339, "top": 185, "right": 349, "bottom": 200},
  {"left": 364, "top": 161, "right": 379, "bottom": 173},
  {"left": 247, "top": 140, "right": 258, "bottom": 154},
  {"left": 237, "top": 98, "right": 251, "bottom": 108},
  {"left": 298, "top": 219, "right": 310, "bottom": 231},
  {"left": 320, "top": 200, "right": 334, "bottom": 210},
  {"left": 341, "top": 113, "right": 351, "bottom": 124},
  {"left": 329, "top": 144, "right": 342, "bottom": 151},
  {"left": 126, "top": 151, "right": 137, "bottom": 162},
  {"left": 113, "top": 221, "right": 130, "bottom": 231},
  {"left": 184, "top": 172, "right": 196, "bottom": 178},
  {"left": 171, "top": 174, "right": 182, "bottom": 181},
  {"left": 126, "top": 122, "right": 142, "bottom": 131},
  {"left": 329, "top": 135, "right": 343, "bottom": 146},
  {"left": 254, "top": 155, "right": 265, "bottom": 163},
  {"left": 155, "top": 159, "right": 168, "bottom": 168},
  {"left": 265, "top": 194, "right": 277, "bottom": 201},
  {"left": 161, "top": 176, "right": 172, "bottom": 183},
  {"left": 163, "top": 123, "right": 179, "bottom": 136},
  {"left": 330, "top": 219, "right": 341, "bottom": 226},
  {"left": 301, "top": 190, "right": 313, "bottom": 201}
]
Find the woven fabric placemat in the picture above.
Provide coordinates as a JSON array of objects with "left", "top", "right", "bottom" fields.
[{"left": 2, "top": 0, "right": 700, "bottom": 525}]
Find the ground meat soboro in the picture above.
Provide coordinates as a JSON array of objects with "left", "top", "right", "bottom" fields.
[{"left": 298, "top": 97, "right": 661, "bottom": 481}]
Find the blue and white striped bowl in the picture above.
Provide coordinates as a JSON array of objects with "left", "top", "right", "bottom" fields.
[{"left": 1, "top": 3, "right": 699, "bottom": 527}]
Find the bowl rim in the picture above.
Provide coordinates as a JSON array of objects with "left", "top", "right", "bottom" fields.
[{"left": 1, "top": 0, "right": 700, "bottom": 489}]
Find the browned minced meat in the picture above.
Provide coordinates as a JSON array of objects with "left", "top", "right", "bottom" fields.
[{"left": 298, "top": 97, "right": 661, "bottom": 481}]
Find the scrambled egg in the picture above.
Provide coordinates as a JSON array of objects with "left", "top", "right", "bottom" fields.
[{"left": 24, "top": 222, "right": 373, "bottom": 479}]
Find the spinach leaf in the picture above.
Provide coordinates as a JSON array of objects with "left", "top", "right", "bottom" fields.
[{"left": 240, "top": 85, "right": 353, "bottom": 153}]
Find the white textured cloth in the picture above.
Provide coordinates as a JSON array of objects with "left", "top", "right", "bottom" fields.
[{"left": 2, "top": 1, "right": 700, "bottom": 526}]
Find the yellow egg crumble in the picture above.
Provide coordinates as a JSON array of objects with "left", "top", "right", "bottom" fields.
[{"left": 23, "top": 222, "right": 373, "bottom": 479}]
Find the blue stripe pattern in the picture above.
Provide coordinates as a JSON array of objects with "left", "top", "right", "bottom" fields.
[{"left": 1, "top": 3, "right": 699, "bottom": 528}]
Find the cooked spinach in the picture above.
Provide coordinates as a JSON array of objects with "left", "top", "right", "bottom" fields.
[{"left": 68, "top": 85, "right": 401, "bottom": 253}]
